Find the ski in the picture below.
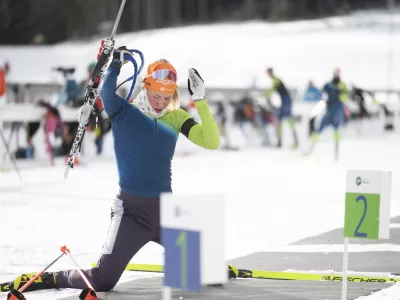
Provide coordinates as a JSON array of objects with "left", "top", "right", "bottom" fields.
[
  {"left": 64, "top": 0, "right": 127, "bottom": 179},
  {"left": 109, "top": 263, "right": 400, "bottom": 284},
  {"left": 237, "top": 269, "right": 400, "bottom": 283},
  {"left": 4, "top": 263, "right": 400, "bottom": 293}
]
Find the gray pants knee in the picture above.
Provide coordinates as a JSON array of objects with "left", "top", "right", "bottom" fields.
[{"left": 55, "top": 193, "right": 160, "bottom": 291}]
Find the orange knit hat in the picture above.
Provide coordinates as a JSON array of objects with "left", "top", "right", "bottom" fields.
[{"left": 143, "top": 61, "right": 177, "bottom": 94}]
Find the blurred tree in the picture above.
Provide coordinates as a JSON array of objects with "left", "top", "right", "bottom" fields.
[
  {"left": 130, "top": 0, "right": 142, "bottom": 31},
  {"left": 28, "top": 0, "right": 84, "bottom": 43},
  {"left": 0, "top": 0, "right": 393, "bottom": 45},
  {"left": 0, "top": 0, "right": 32, "bottom": 44},
  {"left": 169, "top": 0, "right": 182, "bottom": 26}
]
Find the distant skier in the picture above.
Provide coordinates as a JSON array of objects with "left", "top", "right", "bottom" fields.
[
  {"left": 350, "top": 85, "right": 372, "bottom": 136},
  {"left": 306, "top": 68, "right": 349, "bottom": 160},
  {"left": 37, "top": 100, "right": 67, "bottom": 165},
  {"left": 379, "top": 100, "right": 395, "bottom": 131},
  {"left": 211, "top": 92, "right": 237, "bottom": 150},
  {"left": 234, "top": 93, "right": 256, "bottom": 142},
  {"left": 25, "top": 100, "right": 67, "bottom": 163},
  {"left": 264, "top": 68, "right": 298, "bottom": 148},
  {"left": 303, "top": 80, "right": 321, "bottom": 102},
  {"left": 350, "top": 86, "right": 371, "bottom": 119},
  {"left": 303, "top": 80, "right": 322, "bottom": 136},
  {"left": 350, "top": 86, "right": 394, "bottom": 132}
]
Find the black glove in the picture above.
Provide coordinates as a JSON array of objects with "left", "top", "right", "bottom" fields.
[{"left": 112, "top": 46, "right": 133, "bottom": 65}]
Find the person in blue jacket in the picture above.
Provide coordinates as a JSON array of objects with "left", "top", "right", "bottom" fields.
[
  {"left": 307, "top": 68, "right": 349, "bottom": 160},
  {"left": 1, "top": 47, "right": 239, "bottom": 295},
  {"left": 303, "top": 80, "right": 321, "bottom": 102},
  {"left": 304, "top": 80, "right": 322, "bottom": 136}
]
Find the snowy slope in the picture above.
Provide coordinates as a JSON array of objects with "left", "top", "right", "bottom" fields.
[{"left": 0, "top": 10, "right": 399, "bottom": 92}]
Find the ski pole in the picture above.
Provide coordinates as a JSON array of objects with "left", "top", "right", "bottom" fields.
[
  {"left": 7, "top": 249, "right": 66, "bottom": 300},
  {"left": 90, "top": 0, "right": 127, "bottom": 81},
  {"left": 64, "top": 0, "right": 127, "bottom": 179},
  {"left": 19, "top": 252, "right": 64, "bottom": 293},
  {"left": 110, "top": 0, "right": 126, "bottom": 39},
  {"left": 61, "top": 246, "right": 97, "bottom": 296}
]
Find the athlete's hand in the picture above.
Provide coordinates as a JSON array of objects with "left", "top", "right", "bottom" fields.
[
  {"left": 187, "top": 68, "right": 205, "bottom": 101},
  {"left": 112, "top": 46, "right": 133, "bottom": 65}
]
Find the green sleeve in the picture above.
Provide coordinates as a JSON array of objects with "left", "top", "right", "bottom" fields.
[
  {"left": 265, "top": 78, "right": 280, "bottom": 98},
  {"left": 177, "top": 100, "right": 220, "bottom": 150},
  {"left": 338, "top": 82, "right": 349, "bottom": 103}
]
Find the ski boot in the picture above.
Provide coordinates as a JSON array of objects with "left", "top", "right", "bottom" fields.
[
  {"left": 228, "top": 264, "right": 238, "bottom": 279},
  {"left": 0, "top": 272, "right": 58, "bottom": 293}
]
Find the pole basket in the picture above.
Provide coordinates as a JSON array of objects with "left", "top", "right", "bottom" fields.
[
  {"left": 79, "top": 288, "right": 98, "bottom": 300},
  {"left": 7, "top": 290, "right": 26, "bottom": 300}
]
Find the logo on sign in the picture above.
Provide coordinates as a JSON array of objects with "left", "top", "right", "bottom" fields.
[
  {"left": 175, "top": 206, "right": 181, "bottom": 217},
  {"left": 174, "top": 206, "right": 189, "bottom": 218},
  {"left": 356, "top": 176, "right": 369, "bottom": 186}
]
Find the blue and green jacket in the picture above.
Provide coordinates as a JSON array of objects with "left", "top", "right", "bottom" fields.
[
  {"left": 322, "top": 81, "right": 349, "bottom": 112},
  {"left": 265, "top": 77, "right": 292, "bottom": 106},
  {"left": 99, "top": 61, "right": 220, "bottom": 198}
]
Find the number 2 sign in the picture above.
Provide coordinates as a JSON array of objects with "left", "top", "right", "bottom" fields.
[
  {"left": 343, "top": 171, "right": 391, "bottom": 240},
  {"left": 344, "top": 193, "right": 380, "bottom": 239},
  {"left": 342, "top": 170, "right": 391, "bottom": 300}
]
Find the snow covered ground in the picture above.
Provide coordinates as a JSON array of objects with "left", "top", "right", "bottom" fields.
[
  {"left": 1, "top": 118, "right": 400, "bottom": 299},
  {"left": 1, "top": 8, "right": 400, "bottom": 300},
  {"left": 358, "top": 284, "right": 400, "bottom": 300}
]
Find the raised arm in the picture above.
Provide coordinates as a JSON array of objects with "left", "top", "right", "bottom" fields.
[
  {"left": 99, "top": 58, "right": 126, "bottom": 121},
  {"left": 182, "top": 68, "right": 220, "bottom": 149},
  {"left": 178, "top": 101, "right": 220, "bottom": 150}
]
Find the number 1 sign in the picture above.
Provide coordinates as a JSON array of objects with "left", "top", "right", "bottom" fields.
[
  {"left": 160, "top": 193, "right": 226, "bottom": 299},
  {"left": 341, "top": 170, "right": 392, "bottom": 300},
  {"left": 162, "top": 228, "right": 201, "bottom": 291}
]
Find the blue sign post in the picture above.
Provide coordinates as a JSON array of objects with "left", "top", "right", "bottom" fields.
[
  {"left": 160, "top": 193, "right": 227, "bottom": 300},
  {"left": 162, "top": 228, "right": 201, "bottom": 292}
]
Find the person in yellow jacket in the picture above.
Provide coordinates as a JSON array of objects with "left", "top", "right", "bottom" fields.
[{"left": 264, "top": 68, "right": 298, "bottom": 148}]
